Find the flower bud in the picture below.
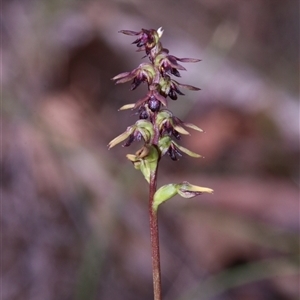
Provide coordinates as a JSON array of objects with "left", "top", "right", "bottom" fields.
[
  {"left": 126, "top": 145, "right": 159, "bottom": 183},
  {"left": 153, "top": 181, "right": 213, "bottom": 211}
]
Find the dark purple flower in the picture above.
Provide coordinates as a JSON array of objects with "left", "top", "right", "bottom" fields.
[
  {"left": 155, "top": 52, "right": 201, "bottom": 77},
  {"left": 134, "top": 84, "right": 167, "bottom": 111},
  {"left": 158, "top": 136, "right": 201, "bottom": 161},
  {"left": 160, "top": 75, "right": 200, "bottom": 100},
  {"left": 156, "top": 109, "right": 203, "bottom": 141},
  {"left": 167, "top": 144, "right": 183, "bottom": 161},
  {"left": 119, "top": 28, "right": 163, "bottom": 55},
  {"left": 138, "top": 106, "right": 149, "bottom": 119},
  {"left": 108, "top": 120, "right": 154, "bottom": 149},
  {"left": 112, "top": 63, "right": 155, "bottom": 89}
]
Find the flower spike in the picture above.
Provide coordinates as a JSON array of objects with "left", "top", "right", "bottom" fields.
[{"left": 110, "top": 28, "right": 212, "bottom": 298}]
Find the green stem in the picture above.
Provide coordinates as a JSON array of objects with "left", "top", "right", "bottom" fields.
[{"left": 149, "top": 167, "right": 162, "bottom": 300}]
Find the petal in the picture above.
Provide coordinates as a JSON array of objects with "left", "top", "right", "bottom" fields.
[
  {"left": 167, "top": 57, "right": 187, "bottom": 70},
  {"left": 176, "top": 82, "right": 201, "bottom": 91},
  {"left": 126, "top": 154, "right": 142, "bottom": 171},
  {"left": 134, "top": 95, "right": 150, "bottom": 109},
  {"left": 157, "top": 27, "right": 164, "bottom": 38},
  {"left": 168, "top": 147, "right": 181, "bottom": 161},
  {"left": 118, "top": 103, "right": 135, "bottom": 111},
  {"left": 174, "top": 57, "right": 201, "bottom": 63},
  {"left": 131, "top": 79, "right": 143, "bottom": 90},
  {"left": 135, "top": 145, "right": 150, "bottom": 158},
  {"left": 153, "top": 91, "right": 167, "bottom": 107},
  {"left": 111, "top": 71, "right": 131, "bottom": 80},
  {"left": 173, "top": 125, "right": 190, "bottom": 135},
  {"left": 123, "top": 134, "right": 136, "bottom": 147},
  {"left": 167, "top": 90, "right": 177, "bottom": 100},
  {"left": 119, "top": 30, "right": 140, "bottom": 36},
  {"left": 126, "top": 154, "right": 138, "bottom": 162},
  {"left": 173, "top": 116, "right": 203, "bottom": 132},
  {"left": 108, "top": 127, "right": 135, "bottom": 149},
  {"left": 181, "top": 182, "right": 213, "bottom": 193},
  {"left": 184, "top": 123, "right": 204, "bottom": 132},
  {"left": 171, "top": 68, "right": 181, "bottom": 77},
  {"left": 177, "top": 181, "right": 213, "bottom": 198},
  {"left": 171, "top": 83, "right": 184, "bottom": 93},
  {"left": 114, "top": 73, "right": 137, "bottom": 84},
  {"left": 172, "top": 141, "right": 201, "bottom": 158}
]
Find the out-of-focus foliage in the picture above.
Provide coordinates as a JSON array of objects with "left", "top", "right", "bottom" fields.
[{"left": 2, "top": 1, "right": 299, "bottom": 300}]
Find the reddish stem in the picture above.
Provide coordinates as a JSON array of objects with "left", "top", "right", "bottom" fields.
[{"left": 149, "top": 167, "right": 162, "bottom": 300}]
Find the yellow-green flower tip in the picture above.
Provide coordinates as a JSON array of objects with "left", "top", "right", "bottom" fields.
[
  {"left": 119, "top": 103, "right": 135, "bottom": 111},
  {"left": 108, "top": 130, "right": 132, "bottom": 149},
  {"left": 157, "top": 27, "right": 164, "bottom": 38}
]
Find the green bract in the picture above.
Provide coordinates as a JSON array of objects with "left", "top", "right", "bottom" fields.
[
  {"left": 126, "top": 145, "right": 159, "bottom": 183},
  {"left": 153, "top": 184, "right": 178, "bottom": 210}
]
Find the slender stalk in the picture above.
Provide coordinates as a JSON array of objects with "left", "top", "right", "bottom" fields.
[{"left": 149, "top": 168, "right": 162, "bottom": 300}]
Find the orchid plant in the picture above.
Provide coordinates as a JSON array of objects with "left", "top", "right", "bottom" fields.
[{"left": 108, "top": 27, "right": 213, "bottom": 300}]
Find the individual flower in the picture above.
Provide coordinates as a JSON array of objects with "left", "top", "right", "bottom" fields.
[
  {"left": 137, "top": 106, "right": 150, "bottom": 119},
  {"left": 156, "top": 109, "right": 203, "bottom": 139},
  {"left": 118, "top": 103, "right": 151, "bottom": 120},
  {"left": 154, "top": 51, "right": 201, "bottom": 77},
  {"left": 153, "top": 181, "right": 213, "bottom": 211},
  {"left": 158, "top": 136, "right": 201, "bottom": 161},
  {"left": 160, "top": 75, "right": 200, "bottom": 100},
  {"left": 176, "top": 181, "right": 213, "bottom": 198},
  {"left": 118, "top": 103, "right": 154, "bottom": 120},
  {"left": 126, "top": 145, "right": 159, "bottom": 183},
  {"left": 133, "top": 84, "right": 167, "bottom": 112},
  {"left": 112, "top": 63, "right": 156, "bottom": 90},
  {"left": 119, "top": 27, "right": 164, "bottom": 55},
  {"left": 108, "top": 120, "right": 154, "bottom": 149}
]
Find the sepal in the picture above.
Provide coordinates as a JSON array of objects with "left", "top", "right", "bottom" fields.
[
  {"left": 158, "top": 136, "right": 201, "bottom": 160},
  {"left": 119, "top": 103, "right": 135, "bottom": 111},
  {"left": 176, "top": 181, "right": 213, "bottom": 198},
  {"left": 156, "top": 110, "right": 203, "bottom": 138}
]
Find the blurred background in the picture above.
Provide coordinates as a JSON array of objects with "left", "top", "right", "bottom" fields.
[{"left": 2, "top": 0, "right": 299, "bottom": 299}]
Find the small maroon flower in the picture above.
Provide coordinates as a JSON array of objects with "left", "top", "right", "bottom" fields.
[
  {"left": 156, "top": 109, "right": 203, "bottom": 140},
  {"left": 167, "top": 144, "right": 183, "bottom": 161},
  {"left": 108, "top": 120, "right": 154, "bottom": 149},
  {"left": 134, "top": 84, "right": 167, "bottom": 111},
  {"left": 112, "top": 63, "right": 156, "bottom": 90},
  {"left": 155, "top": 52, "right": 201, "bottom": 77},
  {"left": 119, "top": 28, "right": 162, "bottom": 55},
  {"left": 160, "top": 76, "right": 200, "bottom": 100},
  {"left": 158, "top": 136, "right": 201, "bottom": 161},
  {"left": 138, "top": 106, "right": 149, "bottom": 119}
]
